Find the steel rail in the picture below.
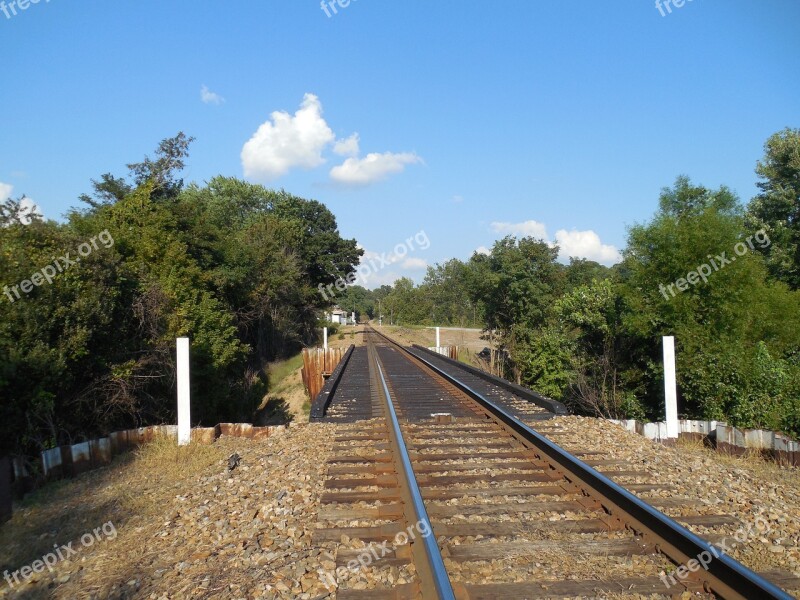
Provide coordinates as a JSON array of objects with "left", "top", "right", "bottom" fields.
[
  {"left": 368, "top": 326, "right": 794, "bottom": 600},
  {"left": 368, "top": 337, "right": 456, "bottom": 600},
  {"left": 411, "top": 343, "right": 570, "bottom": 415}
]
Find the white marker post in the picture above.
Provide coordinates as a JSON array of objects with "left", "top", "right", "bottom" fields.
[
  {"left": 323, "top": 327, "right": 328, "bottom": 350},
  {"left": 177, "top": 337, "right": 191, "bottom": 446},
  {"left": 436, "top": 327, "right": 441, "bottom": 349},
  {"left": 663, "top": 336, "right": 679, "bottom": 439}
]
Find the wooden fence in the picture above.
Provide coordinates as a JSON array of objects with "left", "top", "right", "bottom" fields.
[{"left": 301, "top": 347, "right": 347, "bottom": 401}]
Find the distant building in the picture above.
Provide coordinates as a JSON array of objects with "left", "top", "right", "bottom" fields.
[{"left": 325, "top": 307, "right": 348, "bottom": 325}]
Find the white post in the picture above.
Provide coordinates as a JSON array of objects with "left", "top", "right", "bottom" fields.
[
  {"left": 663, "top": 336, "right": 678, "bottom": 439},
  {"left": 323, "top": 327, "right": 328, "bottom": 350},
  {"left": 436, "top": 327, "right": 440, "bottom": 349},
  {"left": 177, "top": 337, "right": 191, "bottom": 446}
]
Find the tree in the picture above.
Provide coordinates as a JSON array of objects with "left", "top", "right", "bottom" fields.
[
  {"left": 564, "top": 258, "right": 611, "bottom": 290},
  {"left": 0, "top": 136, "right": 365, "bottom": 459},
  {"left": 621, "top": 176, "right": 800, "bottom": 425},
  {"left": 467, "top": 236, "right": 563, "bottom": 384},
  {"left": 746, "top": 128, "right": 800, "bottom": 289},
  {"left": 555, "top": 279, "right": 644, "bottom": 419},
  {"left": 471, "top": 236, "right": 562, "bottom": 335},
  {"left": 421, "top": 259, "right": 479, "bottom": 326}
]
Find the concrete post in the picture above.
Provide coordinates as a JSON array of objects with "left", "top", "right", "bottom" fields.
[
  {"left": 436, "top": 327, "right": 440, "bottom": 349},
  {"left": 177, "top": 337, "right": 191, "bottom": 446},
  {"left": 663, "top": 336, "right": 678, "bottom": 439},
  {"left": 324, "top": 327, "right": 328, "bottom": 350}
]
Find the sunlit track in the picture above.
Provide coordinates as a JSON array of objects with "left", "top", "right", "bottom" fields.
[{"left": 312, "top": 327, "right": 799, "bottom": 599}]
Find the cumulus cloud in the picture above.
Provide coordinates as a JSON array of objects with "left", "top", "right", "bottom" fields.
[
  {"left": 241, "top": 93, "right": 335, "bottom": 180},
  {"left": 474, "top": 246, "right": 491, "bottom": 256},
  {"left": 490, "top": 220, "right": 548, "bottom": 239},
  {"left": 333, "top": 133, "right": 360, "bottom": 157},
  {"left": 200, "top": 85, "right": 225, "bottom": 105},
  {"left": 401, "top": 257, "right": 427, "bottom": 269},
  {"left": 358, "top": 270, "right": 403, "bottom": 288},
  {"left": 240, "top": 94, "right": 421, "bottom": 185},
  {"left": 20, "top": 198, "right": 43, "bottom": 224},
  {"left": 0, "top": 183, "right": 43, "bottom": 225},
  {"left": 554, "top": 229, "right": 622, "bottom": 264},
  {"left": 330, "top": 152, "right": 422, "bottom": 186},
  {"left": 485, "top": 220, "right": 621, "bottom": 265}
]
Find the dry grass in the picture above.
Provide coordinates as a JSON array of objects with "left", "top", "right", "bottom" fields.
[
  {"left": 675, "top": 435, "right": 800, "bottom": 485},
  {"left": 0, "top": 436, "right": 226, "bottom": 599}
]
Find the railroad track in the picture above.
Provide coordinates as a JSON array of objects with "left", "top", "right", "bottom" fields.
[{"left": 312, "top": 327, "right": 799, "bottom": 599}]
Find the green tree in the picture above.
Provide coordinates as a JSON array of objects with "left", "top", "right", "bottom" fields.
[
  {"left": 746, "top": 127, "right": 800, "bottom": 289},
  {"left": 621, "top": 176, "right": 800, "bottom": 425}
]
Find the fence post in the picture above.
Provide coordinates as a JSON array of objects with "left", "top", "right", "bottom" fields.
[
  {"left": 177, "top": 337, "right": 191, "bottom": 446},
  {"left": 324, "top": 327, "right": 328, "bottom": 350},
  {"left": 663, "top": 336, "right": 679, "bottom": 439}
]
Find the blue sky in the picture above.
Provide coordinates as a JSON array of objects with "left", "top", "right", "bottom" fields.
[{"left": 2, "top": 0, "right": 798, "bottom": 286}]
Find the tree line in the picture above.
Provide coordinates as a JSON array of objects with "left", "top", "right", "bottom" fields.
[
  {"left": 0, "top": 134, "right": 361, "bottom": 458},
  {"left": 341, "top": 128, "right": 800, "bottom": 436}
]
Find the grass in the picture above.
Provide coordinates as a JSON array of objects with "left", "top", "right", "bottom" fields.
[
  {"left": 128, "top": 434, "right": 224, "bottom": 480},
  {"left": 0, "top": 435, "right": 226, "bottom": 595},
  {"left": 266, "top": 352, "right": 304, "bottom": 394},
  {"left": 675, "top": 435, "right": 800, "bottom": 483},
  {"left": 255, "top": 350, "right": 310, "bottom": 423}
]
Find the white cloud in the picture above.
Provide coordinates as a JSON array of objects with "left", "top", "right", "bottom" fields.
[
  {"left": 200, "top": 85, "right": 225, "bottom": 105},
  {"left": 402, "top": 257, "right": 427, "bottom": 269},
  {"left": 357, "top": 270, "right": 403, "bottom": 288},
  {"left": 554, "top": 229, "right": 622, "bottom": 265},
  {"left": 19, "top": 198, "right": 42, "bottom": 224},
  {"left": 0, "top": 188, "right": 42, "bottom": 225},
  {"left": 241, "top": 93, "right": 335, "bottom": 180},
  {"left": 333, "top": 133, "right": 360, "bottom": 157},
  {"left": 474, "top": 246, "right": 491, "bottom": 256},
  {"left": 485, "top": 219, "right": 621, "bottom": 265},
  {"left": 330, "top": 152, "right": 422, "bottom": 186},
  {"left": 490, "top": 220, "right": 549, "bottom": 239}
]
